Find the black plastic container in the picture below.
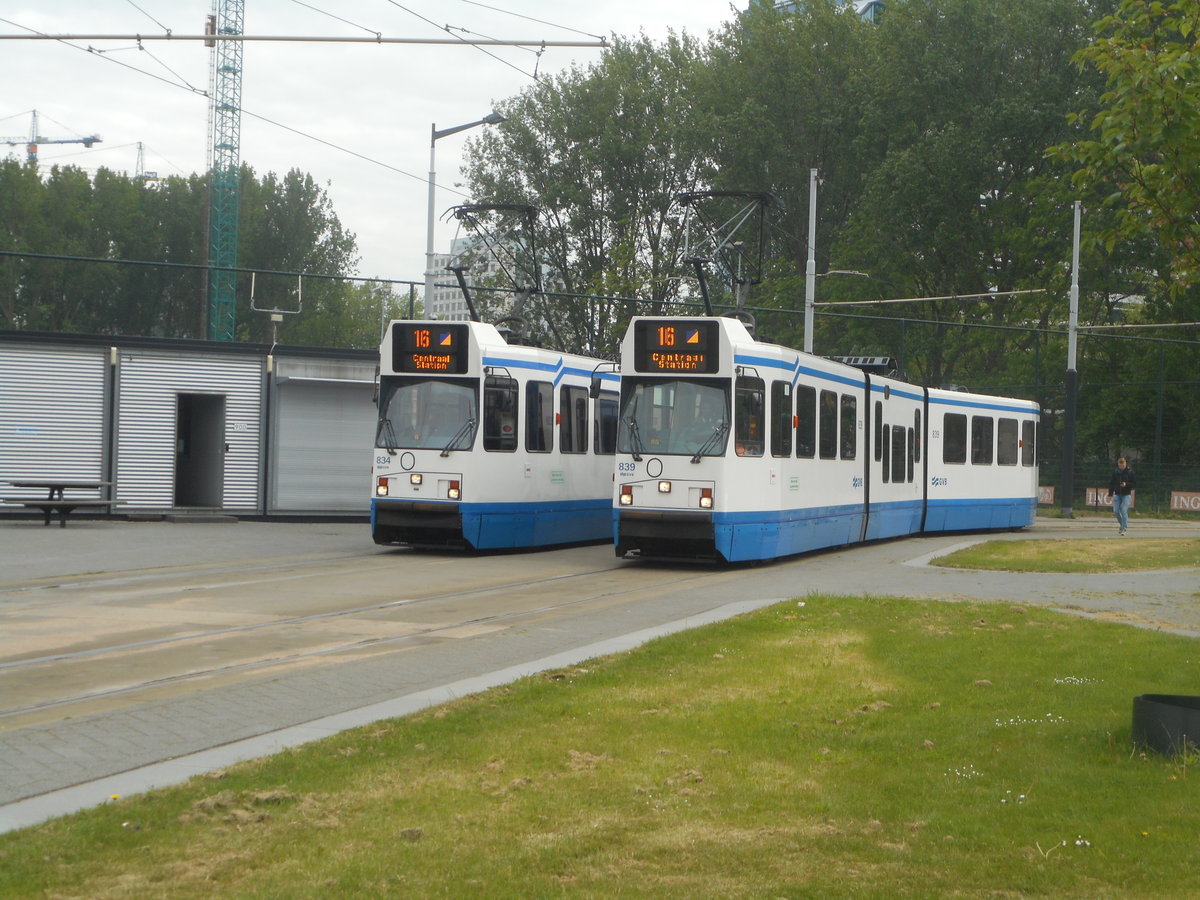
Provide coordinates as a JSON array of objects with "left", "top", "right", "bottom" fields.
[{"left": 1132, "top": 694, "right": 1200, "bottom": 756}]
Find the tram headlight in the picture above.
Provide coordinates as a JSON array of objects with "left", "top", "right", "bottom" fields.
[
  {"left": 658, "top": 480, "right": 672, "bottom": 494},
  {"left": 699, "top": 488, "right": 713, "bottom": 509},
  {"left": 376, "top": 476, "right": 389, "bottom": 497},
  {"left": 448, "top": 480, "right": 461, "bottom": 500},
  {"left": 410, "top": 473, "right": 423, "bottom": 486},
  {"left": 619, "top": 484, "right": 634, "bottom": 506}
]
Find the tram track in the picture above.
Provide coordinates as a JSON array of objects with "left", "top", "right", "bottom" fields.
[
  {"left": 0, "top": 547, "right": 724, "bottom": 728},
  {"left": 0, "top": 560, "right": 631, "bottom": 670}
]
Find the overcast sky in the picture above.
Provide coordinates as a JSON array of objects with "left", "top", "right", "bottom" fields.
[{"left": 1, "top": 1, "right": 738, "bottom": 288}]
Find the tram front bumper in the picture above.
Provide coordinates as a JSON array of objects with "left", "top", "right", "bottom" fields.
[
  {"left": 373, "top": 499, "right": 464, "bottom": 547},
  {"left": 616, "top": 508, "right": 718, "bottom": 560}
]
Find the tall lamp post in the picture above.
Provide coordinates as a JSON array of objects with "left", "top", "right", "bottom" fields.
[
  {"left": 804, "top": 168, "right": 818, "bottom": 353},
  {"left": 424, "top": 112, "right": 506, "bottom": 313}
]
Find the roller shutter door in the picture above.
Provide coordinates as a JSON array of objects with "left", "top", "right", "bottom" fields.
[
  {"left": 270, "top": 377, "right": 375, "bottom": 513},
  {"left": 0, "top": 345, "right": 107, "bottom": 495}
]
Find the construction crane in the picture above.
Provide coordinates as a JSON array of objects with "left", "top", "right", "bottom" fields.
[
  {"left": 205, "top": 0, "right": 245, "bottom": 342},
  {"left": 1, "top": 110, "right": 101, "bottom": 163}
]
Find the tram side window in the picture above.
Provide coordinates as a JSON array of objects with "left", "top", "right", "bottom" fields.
[
  {"left": 881, "top": 425, "right": 891, "bottom": 483},
  {"left": 840, "top": 394, "right": 857, "bottom": 460},
  {"left": 560, "top": 385, "right": 589, "bottom": 453},
  {"left": 1021, "top": 420, "right": 1036, "bottom": 466},
  {"left": 892, "top": 424, "right": 907, "bottom": 483},
  {"left": 594, "top": 391, "right": 618, "bottom": 455},
  {"left": 818, "top": 390, "right": 838, "bottom": 459},
  {"left": 483, "top": 375, "right": 518, "bottom": 452},
  {"left": 771, "top": 382, "right": 792, "bottom": 457},
  {"left": 526, "top": 381, "right": 554, "bottom": 452},
  {"left": 997, "top": 418, "right": 1018, "bottom": 466},
  {"left": 971, "top": 415, "right": 994, "bottom": 465},
  {"left": 913, "top": 410, "right": 922, "bottom": 463},
  {"left": 796, "top": 385, "right": 816, "bottom": 458},
  {"left": 943, "top": 413, "right": 967, "bottom": 464},
  {"left": 735, "top": 376, "right": 765, "bottom": 456},
  {"left": 874, "top": 400, "right": 883, "bottom": 462},
  {"left": 907, "top": 427, "right": 915, "bottom": 482}
]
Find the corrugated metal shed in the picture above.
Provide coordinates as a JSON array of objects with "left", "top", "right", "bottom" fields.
[{"left": 0, "top": 331, "right": 376, "bottom": 518}]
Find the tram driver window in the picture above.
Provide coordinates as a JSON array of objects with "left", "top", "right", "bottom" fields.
[
  {"left": 891, "top": 423, "right": 907, "bottom": 482},
  {"left": 560, "top": 385, "right": 589, "bottom": 453},
  {"left": 483, "top": 375, "right": 518, "bottom": 452},
  {"left": 771, "top": 382, "right": 792, "bottom": 457},
  {"left": 818, "top": 390, "right": 837, "bottom": 459},
  {"left": 735, "top": 376, "right": 765, "bottom": 457},
  {"left": 943, "top": 413, "right": 967, "bottom": 464},
  {"left": 971, "top": 415, "right": 994, "bottom": 465},
  {"left": 526, "top": 381, "right": 553, "bottom": 452},
  {"left": 796, "top": 385, "right": 816, "bottom": 458},
  {"left": 997, "top": 418, "right": 1018, "bottom": 466},
  {"left": 840, "top": 394, "right": 857, "bottom": 460},
  {"left": 594, "top": 391, "right": 618, "bottom": 455}
]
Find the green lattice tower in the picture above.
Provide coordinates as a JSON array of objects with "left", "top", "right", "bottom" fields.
[{"left": 206, "top": 0, "right": 244, "bottom": 341}]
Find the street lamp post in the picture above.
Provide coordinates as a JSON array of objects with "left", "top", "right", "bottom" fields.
[
  {"left": 804, "top": 168, "right": 818, "bottom": 353},
  {"left": 424, "top": 112, "right": 506, "bottom": 313}
]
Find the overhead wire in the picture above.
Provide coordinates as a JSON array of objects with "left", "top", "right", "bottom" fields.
[
  {"left": 0, "top": 13, "right": 458, "bottom": 199},
  {"left": 381, "top": 0, "right": 543, "bottom": 81},
  {"left": 459, "top": 0, "right": 606, "bottom": 40},
  {"left": 284, "top": 0, "right": 383, "bottom": 37},
  {"left": 122, "top": 0, "right": 171, "bottom": 34}
]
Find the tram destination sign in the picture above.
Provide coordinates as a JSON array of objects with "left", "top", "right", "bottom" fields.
[
  {"left": 633, "top": 320, "right": 720, "bottom": 373},
  {"left": 392, "top": 323, "right": 469, "bottom": 374}
]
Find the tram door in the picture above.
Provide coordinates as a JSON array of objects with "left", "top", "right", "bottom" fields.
[{"left": 174, "top": 393, "right": 226, "bottom": 507}]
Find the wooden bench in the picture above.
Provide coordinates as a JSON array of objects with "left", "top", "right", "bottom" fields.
[{"left": 1, "top": 498, "right": 123, "bottom": 528}]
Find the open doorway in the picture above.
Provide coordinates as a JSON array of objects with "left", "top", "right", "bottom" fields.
[{"left": 174, "top": 393, "right": 226, "bottom": 507}]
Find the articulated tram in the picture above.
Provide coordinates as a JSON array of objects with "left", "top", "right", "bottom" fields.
[
  {"left": 372, "top": 320, "right": 619, "bottom": 549},
  {"left": 612, "top": 316, "right": 1039, "bottom": 562}
]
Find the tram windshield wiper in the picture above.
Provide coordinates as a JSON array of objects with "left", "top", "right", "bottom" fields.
[
  {"left": 626, "top": 417, "right": 644, "bottom": 461},
  {"left": 377, "top": 417, "right": 400, "bottom": 455},
  {"left": 440, "top": 417, "right": 477, "bottom": 457},
  {"left": 691, "top": 422, "right": 728, "bottom": 464}
]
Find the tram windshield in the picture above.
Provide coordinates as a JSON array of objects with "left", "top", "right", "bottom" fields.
[
  {"left": 617, "top": 378, "right": 730, "bottom": 458},
  {"left": 376, "top": 376, "right": 478, "bottom": 452}
]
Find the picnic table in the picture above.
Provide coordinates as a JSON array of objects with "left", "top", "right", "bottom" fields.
[{"left": 1, "top": 479, "right": 119, "bottom": 527}]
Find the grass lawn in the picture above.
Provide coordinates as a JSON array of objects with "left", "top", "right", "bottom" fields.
[
  {"left": 933, "top": 537, "right": 1200, "bottom": 573},
  {"left": 2, "top": 594, "right": 1199, "bottom": 898}
]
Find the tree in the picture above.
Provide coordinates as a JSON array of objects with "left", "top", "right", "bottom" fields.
[
  {"left": 830, "top": 0, "right": 1106, "bottom": 389},
  {"left": 0, "top": 161, "right": 376, "bottom": 346},
  {"left": 1056, "top": 0, "right": 1200, "bottom": 289},
  {"left": 462, "top": 34, "right": 714, "bottom": 356},
  {"left": 237, "top": 167, "right": 361, "bottom": 344}
]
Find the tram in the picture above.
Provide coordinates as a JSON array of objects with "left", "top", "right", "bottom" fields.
[
  {"left": 611, "top": 316, "right": 1040, "bottom": 562},
  {"left": 372, "top": 320, "right": 619, "bottom": 549}
]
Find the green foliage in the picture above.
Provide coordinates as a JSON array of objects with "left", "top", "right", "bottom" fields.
[
  {"left": 1055, "top": 0, "right": 1200, "bottom": 289},
  {"left": 0, "top": 159, "right": 383, "bottom": 348},
  {"left": 463, "top": 33, "right": 714, "bottom": 356}
]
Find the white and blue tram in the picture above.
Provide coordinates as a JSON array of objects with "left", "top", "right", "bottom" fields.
[
  {"left": 372, "top": 320, "right": 619, "bottom": 549},
  {"left": 612, "top": 316, "right": 1039, "bottom": 562}
]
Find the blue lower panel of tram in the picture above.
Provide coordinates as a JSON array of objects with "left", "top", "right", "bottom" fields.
[
  {"left": 714, "top": 504, "right": 865, "bottom": 562},
  {"left": 463, "top": 498, "right": 611, "bottom": 549},
  {"left": 373, "top": 497, "right": 610, "bottom": 550},
  {"left": 617, "top": 502, "right": 866, "bottom": 563},
  {"left": 923, "top": 496, "right": 1036, "bottom": 533},
  {"left": 863, "top": 499, "right": 925, "bottom": 543}
]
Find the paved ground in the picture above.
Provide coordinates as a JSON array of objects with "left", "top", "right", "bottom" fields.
[{"left": 1, "top": 514, "right": 1196, "bottom": 833}]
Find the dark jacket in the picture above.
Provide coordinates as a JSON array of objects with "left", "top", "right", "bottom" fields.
[{"left": 1108, "top": 466, "right": 1136, "bottom": 496}]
